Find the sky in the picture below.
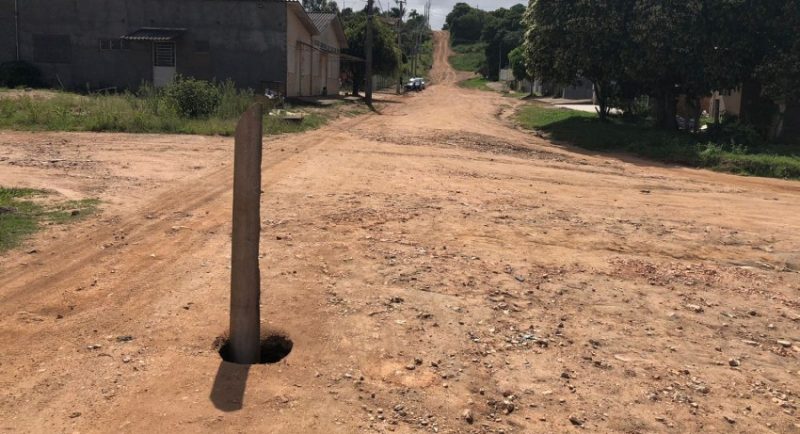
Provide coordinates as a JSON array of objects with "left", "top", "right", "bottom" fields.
[{"left": 339, "top": 0, "right": 526, "bottom": 30}]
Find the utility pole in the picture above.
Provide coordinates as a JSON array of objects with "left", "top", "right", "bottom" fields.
[
  {"left": 229, "top": 103, "right": 263, "bottom": 365},
  {"left": 14, "top": 0, "right": 20, "bottom": 60},
  {"left": 396, "top": 0, "right": 405, "bottom": 94},
  {"left": 365, "top": 0, "right": 374, "bottom": 104}
]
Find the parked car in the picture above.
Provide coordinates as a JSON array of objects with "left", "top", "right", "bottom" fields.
[{"left": 404, "top": 77, "right": 426, "bottom": 92}]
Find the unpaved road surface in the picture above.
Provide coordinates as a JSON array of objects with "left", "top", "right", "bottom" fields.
[{"left": 1, "top": 32, "right": 799, "bottom": 434}]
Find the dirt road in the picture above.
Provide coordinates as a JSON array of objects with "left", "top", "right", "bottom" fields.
[{"left": 1, "top": 32, "right": 799, "bottom": 433}]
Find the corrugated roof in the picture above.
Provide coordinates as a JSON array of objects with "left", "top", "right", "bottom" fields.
[
  {"left": 308, "top": 12, "right": 348, "bottom": 49},
  {"left": 121, "top": 28, "right": 186, "bottom": 42},
  {"left": 309, "top": 13, "right": 337, "bottom": 34}
]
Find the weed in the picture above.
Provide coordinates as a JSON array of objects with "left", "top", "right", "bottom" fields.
[{"left": 516, "top": 103, "right": 800, "bottom": 179}]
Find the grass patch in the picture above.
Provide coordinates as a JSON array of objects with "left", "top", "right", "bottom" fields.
[
  {"left": 0, "top": 83, "right": 339, "bottom": 136},
  {"left": 0, "top": 188, "right": 98, "bottom": 252},
  {"left": 405, "top": 38, "right": 434, "bottom": 79},
  {"left": 449, "top": 43, "right": 486, "bottom": 72},
  {"left": 516, "top": 103, "right": 800, "bottom": 179},
  {"left": 458, "top": 77, "right": 493, "bottom": 92}
]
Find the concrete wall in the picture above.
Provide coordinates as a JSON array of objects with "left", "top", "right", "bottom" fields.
[
  {"left": 0, "top": 0, "right": 16, "bottom": 64},
  {"left": 12, "top": 0, "right": 287, "bottom": 90}
]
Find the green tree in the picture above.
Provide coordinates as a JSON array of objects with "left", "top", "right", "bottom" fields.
[
  {"left": 481, "top": 5, "right": 525, "bottom": 81},
  {"left": 508, "top": 46, "right": 532, "bottom": 96},
  {"left": 302, "top": 0, "right": 339, "bottom": 13},
  {"left": 523, "top": 0, "right": 632, "bottom": 121},
  {"left": 445, "top": 4, "right": 487, "bottom": 44},
  {"left": 344, "top": 15, "right": 402, "bottom": 96}
]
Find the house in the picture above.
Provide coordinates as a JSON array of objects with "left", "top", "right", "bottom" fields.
[
  {"left": 1, "top": 0, "right": 345, "bottom": 97},
  {"left": 308, "top": 13, "right": 348, "bottom": 96}
]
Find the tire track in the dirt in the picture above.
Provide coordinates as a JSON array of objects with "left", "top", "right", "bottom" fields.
[{"left": 0, "top": 130, "right": 337, "bottom": 308}]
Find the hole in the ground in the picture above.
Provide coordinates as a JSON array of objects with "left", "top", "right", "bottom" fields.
[{"left": 217, "top": 334, "right": 293, "bottom": 365}]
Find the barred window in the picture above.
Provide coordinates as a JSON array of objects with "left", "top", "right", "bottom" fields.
[{"left": 100, "top": 38, "right": 130, "bottom": 51}]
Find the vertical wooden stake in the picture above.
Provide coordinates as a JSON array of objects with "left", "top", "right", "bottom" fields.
[{"left": 229, "top": 103, "right": 263, "bottom": 364}]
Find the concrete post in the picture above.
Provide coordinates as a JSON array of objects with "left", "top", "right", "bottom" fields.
[{"left": 229, "top": 103, "right": 263, "bottom": 364}]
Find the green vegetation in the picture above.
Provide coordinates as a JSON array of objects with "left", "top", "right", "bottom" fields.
[
  {"left": 458, "top": 77, "right": 493, "bottom": 92},
  {"left": 516, "top": 103, "right": 800, "bottom": 179},
  {"left": 0, "top": 82, "right": 332, "bottom": 136},
  {"left": 406, "top": 39, "right": 434, "bottom": 79},
  {"left": 522, "top": 0, "right": 800, "bottom": 138},
  {"left": 445, "top": 3, "right": 525, "bottom": 79},
  {"left": 449, "top": 43, "right": 486, "bottom": 72},
  {"left": 0, "top": 188, "right": 98, "bottom": 252}
]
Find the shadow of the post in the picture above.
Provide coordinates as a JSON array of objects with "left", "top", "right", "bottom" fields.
[{"left": 209, "top": 361, "right": 251, "bottom": 411}]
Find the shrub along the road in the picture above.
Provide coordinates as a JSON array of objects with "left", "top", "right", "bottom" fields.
[
  {"left": 0, "top": 80, "right": 327, "bottom": 136},
  {"left": 516, "top": 103, "right": 800, "bottom": 179}
]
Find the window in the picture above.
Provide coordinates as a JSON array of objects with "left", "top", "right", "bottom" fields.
[
  {"left": 153, "top": 42, "right": 176, "bottom": 67},
  {"left": 194, "top": 40, "right": 210, "bottom": 53},
  {"left": 34, "top": 34, "right": 71, "bottom": 63},
  {"left": 99, "top": 38, "right": 130, "bottom": 51}
]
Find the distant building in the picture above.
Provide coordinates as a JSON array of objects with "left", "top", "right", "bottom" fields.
[{"left": 0, "top": 0, "right": 346, "bottom": 97}]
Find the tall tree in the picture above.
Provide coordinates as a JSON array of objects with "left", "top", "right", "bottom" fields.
[
  {"left": 523, "top": 0, "right": 632, "bottom": 121},
  {"left": 302, "top": 0, "right": 339, "bottom": 13},
  {"left": 508, "top": 46, "right": 533, "bottom": 96},
  {"left": 482, "top": 5, "right": 525, "bottom": 80},
  {"left": 343, "top": 14, "right": 402, "bottom": 96}
]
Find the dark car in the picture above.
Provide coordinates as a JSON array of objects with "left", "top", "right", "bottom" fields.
[{"left": 404, "top": 78, "right": 425, "bottom": 92}]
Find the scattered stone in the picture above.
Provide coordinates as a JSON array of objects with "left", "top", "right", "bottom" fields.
[
  {"left": 729, "top": 359, "right": 741, "bottom": 367},
  {"left": 122, "top": 355, "right": 132, "bottom": 363},
  {"left": 389, "top": 296, "right": 404, "bottom": 304},
  {"left": 561, "top": 371, "right": 571, "bottom": 379},
  {"left": 414, "top": 357, "right": 423, "bottom": 365},
  {"left": 777, "top": 340, "right": 792, "bottom": 348},
  {"left": 69, "top": 411, "right": 81, "bottom": 418},
  {"left": 405, "top": 364, "right": 416, "bottom": 371},
  {"left": 87, "top": 344, "right": 102, "bottom": 350},
  {"left": 748, "top": 310, "right": 758, "bottom": 316},
  {"left": 69, "top": 209, "right": 81, "bottom": 216},
  {"left": 514, "top": 275, "right": 525, "bottom": 283},
  {"left": 724, "top": 416, "right": 736, "bottom": 424},
  {"left": 742, "top": 340, "right": 758, "bottom": 346},
  {"left": 116, "top": 335, "right": 134, "bottom": 342},
  {"left": 502, "top": 400, "right": 515, "bottom": 414},
  {"left": 686, "top": 304, "right": 704, "bottom": 313},
  {"left": 462, "top": 409, "right": 474, "bottom": 424},
  {"left": 569, "top": 416, "right": 584, "bottom": 426}
]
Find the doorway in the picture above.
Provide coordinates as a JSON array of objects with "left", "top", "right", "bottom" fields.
[{"left": 153, "top": 42, "right": 176, "bottom": 87}]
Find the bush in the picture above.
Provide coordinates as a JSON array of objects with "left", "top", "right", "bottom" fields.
[
  {"left": 0, "top": 61, "right": 42, "bottom": 88},
  {"left": 163, "top": 77, "right": 221, "bottom": 118},
  {"left": 706, "top": 120, "right": 765, "bottom": 147}
]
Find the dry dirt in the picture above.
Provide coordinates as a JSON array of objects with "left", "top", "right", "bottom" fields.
[{"left": 1, "top": 32, "right": 799, "bottom": 434}]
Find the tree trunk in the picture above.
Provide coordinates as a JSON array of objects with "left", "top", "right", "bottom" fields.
[
  {"left": 654, "top": 89, "right": 678, "bottom": 130},
  {"left": 739, "top": 80, "right": 761, "bottom": 124},
  {"left": 594, "top": 81, "right": 610, "bottom": 122}
]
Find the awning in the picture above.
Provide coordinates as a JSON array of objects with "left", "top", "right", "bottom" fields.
[
  {"left": 340, "top": 53, "right": 365, "bottom": 63},
  {"left": 121, "top": 28, "right": 187, "bottom": 42}
]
